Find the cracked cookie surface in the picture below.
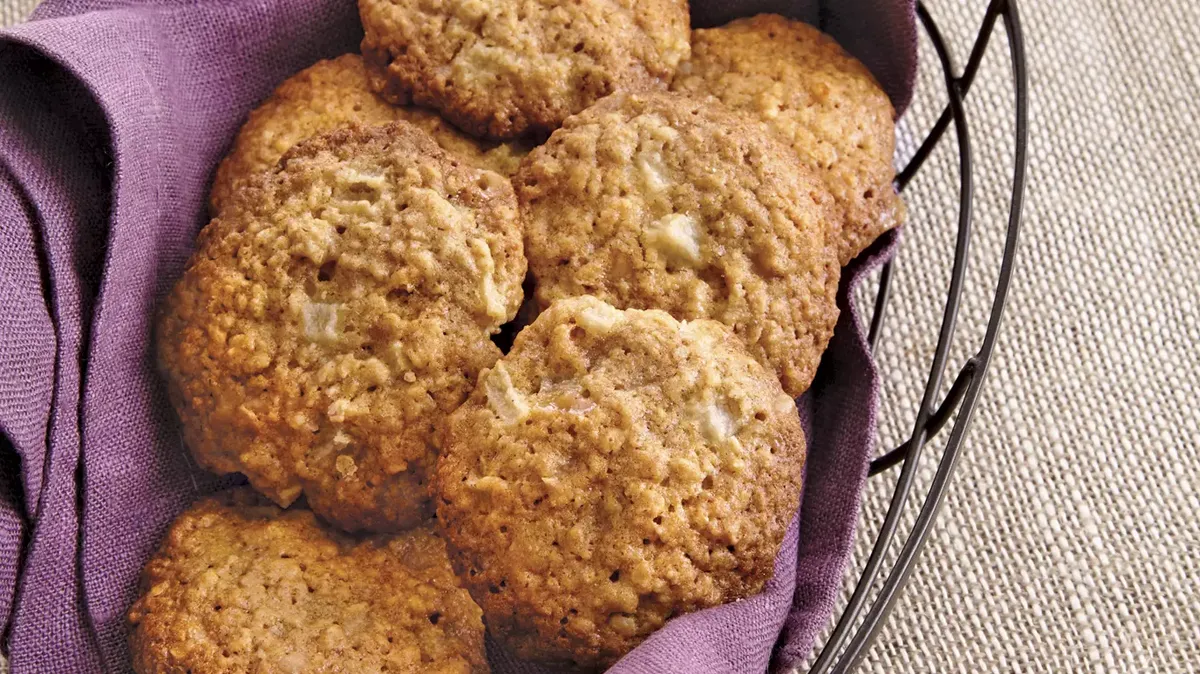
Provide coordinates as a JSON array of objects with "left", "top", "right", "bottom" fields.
[
  {"left": 129, "top": 489, "right": 488, "bottom": 674},
  {"left": 160, "top": 123, "right": 526, "bottom": 532},
  {"left": 517, "top": 91, "right": 841, "bottom": 397},
  {"left": 358, "top": 0, "right": 691, "bottom": 139},
  {"left": 210, "top": 54, "right": 527, "bottom": 215},
  {"left": 435, "top": 297, "right": 806, "bottom": 669},
  {"left": 672, "top": 14, "right": 904, "bottom": 264}
]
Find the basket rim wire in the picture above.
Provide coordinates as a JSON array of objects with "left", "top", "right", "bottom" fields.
[{"left": 807, "top": 0, "right": 1029, "bottom": 671}]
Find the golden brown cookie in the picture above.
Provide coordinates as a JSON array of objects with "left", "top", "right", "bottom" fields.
[
  {"left": 435, "top": 297, "right": 806, "bottom": 669},
  {"left": 358, "top": 0, "right": 691, "bottom": 139},
  {"left": 210, "top": 54, "right": 528, "bottom": 214},
  {"left": 159, "top": 123, "right": 526, "bottom": 532},
  {"left": 129, "top": 489, "right": 489, "bottom": 674},
  {"left": 671, "top": 14, "right": 905, "bottom": 264},
  {"left": 517, "top": 91, "right": 841, "bottom": 397}
]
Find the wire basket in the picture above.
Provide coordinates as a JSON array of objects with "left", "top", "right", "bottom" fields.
[{"left": 806, "top": 0, "right": 1028, "bottom": 670}]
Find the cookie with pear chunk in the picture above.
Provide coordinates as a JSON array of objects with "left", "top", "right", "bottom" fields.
[
  {"left": 672, "top": 14, "right": 904, "bottom": 264},
  {"left": 129, "top": 488, "right": 489, "bottom": 673},
  {"left": 435, "top": 296, "right": 806, "bottom": 669},
  {"left": 160, "top": 122, "right": 526, "bottom": 532},
  {"left": 517, "top": 91, "right": 841, "bottom": 396}
]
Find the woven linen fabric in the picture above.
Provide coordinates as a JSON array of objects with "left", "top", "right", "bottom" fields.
[
  {"left": 0, "top": 0, "right": 31, "bottom": 26},
  {"left": 801, "top": 0, "right": 1198, "bottom": 671},
  {"left": 0, "top": 1, "right": 917, "bottom": 673}
]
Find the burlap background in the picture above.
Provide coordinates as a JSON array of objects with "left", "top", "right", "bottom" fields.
[{"left": 2, "top": 0, "right": 1196, "bottom": 671}]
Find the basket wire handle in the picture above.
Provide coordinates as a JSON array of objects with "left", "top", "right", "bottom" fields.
[{"left": 807, "top": 0, "right": 1028, "bottom": 670}]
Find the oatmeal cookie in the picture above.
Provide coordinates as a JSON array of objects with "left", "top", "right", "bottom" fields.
[
  {"left": 435, "top": 296, "right": 806, "bottom": 668},
  {"left": 129, "top": 489, "right": 488, "bottom": 673},
  {"left": 358, "top": 0, "right": 691, "bottom": 139},
  {"left": 517, "top": 91, "right": 841, "bottom": 397},
  {"left": 210, "top": 54, "right": 527, "bottom": 214},
  {"left": 672, "top": 14, "right": 905, "bottom": 264},
  {"left": 159, "top": 123, "right": 526, "bottom": 532}
]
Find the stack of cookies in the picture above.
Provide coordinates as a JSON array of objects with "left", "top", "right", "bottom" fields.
[{"left": 135, "top": 1, "right": 903, "bottom": 672}]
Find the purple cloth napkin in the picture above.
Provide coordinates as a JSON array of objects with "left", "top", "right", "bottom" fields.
[{"left": 0, "top": 1, "right": 914, "bottom": 671}]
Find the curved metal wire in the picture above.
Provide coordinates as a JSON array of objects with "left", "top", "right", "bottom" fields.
[
  {"left": 808, "top": 0, "right": 1028, "bottom": 670},
  {"left": 868, "top": 357, "right": 978, "bottom": 476}
]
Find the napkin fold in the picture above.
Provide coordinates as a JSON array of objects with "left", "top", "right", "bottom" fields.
[{"left": 0, "top": 1, "right": 914, "bottom": 671}]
